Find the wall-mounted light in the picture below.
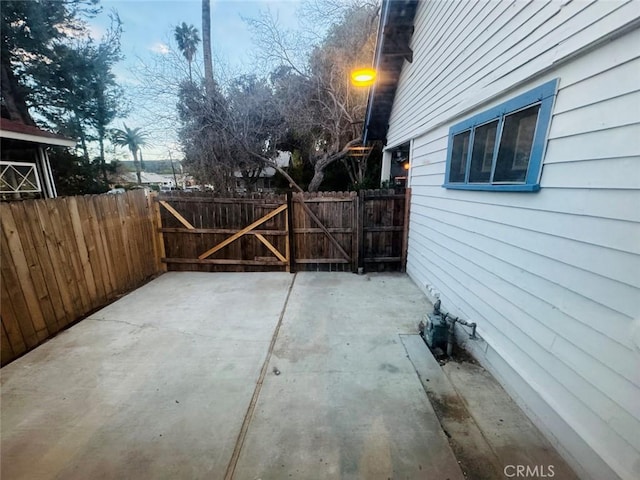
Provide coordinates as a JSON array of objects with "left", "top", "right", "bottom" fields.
[{"left": 350, "top": 68, "right": 376, "bottom": 87}]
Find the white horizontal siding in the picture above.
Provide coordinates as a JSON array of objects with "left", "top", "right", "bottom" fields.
[
  {"left": 390, "top": 6, "right": 640, "bottom": 480},
  {"left": 477, "top": 339, "right": 623, "bottom": 480},
  {"left": 541, "top": 158, "right": 640, "bottom": 189},
  {"left": 409, "top": 200, "right": 640, "bottom": 333},
  {"left": 552, "top": 58, "right": 640, "bottom": 113},
  {"left": 406, "top": 238, "right": 640, "bottom": 479},
  {"left": 405, "top": 226, "right": 640, "bottom": 439},
  {"left": 549, "top": 90, "right": 640, "bottom": 138},
  {"left": 387, "top": 0, "right": 640, "bottom": 147},
  {"left": 545, "top": 123, "right": 640, "bottom": 163},
  {"left": 414, "top": 191, "right": 639, "bottom": 257}
]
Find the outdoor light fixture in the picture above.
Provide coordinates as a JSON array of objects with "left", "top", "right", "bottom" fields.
[{"left": 350, "top": 68, "right": 376, "bottom": 87}]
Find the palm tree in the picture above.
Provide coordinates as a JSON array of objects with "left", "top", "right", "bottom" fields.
[
  {"left": 174, "top": 22, "right": 200, "bottom": 82},
  {"left": 112, "top": 123, "right": 148, "bottom": 185},
  {"left": 202, "top": 0, "right": 214, "bottom": 93}
]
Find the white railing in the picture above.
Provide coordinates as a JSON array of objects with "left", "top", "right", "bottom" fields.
[{"left": 0, "top": 160, "right": 42, "bottom": 193}]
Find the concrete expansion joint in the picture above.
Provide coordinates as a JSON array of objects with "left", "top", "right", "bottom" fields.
[{"left": 223, "top": 273, "right": 297, "bottom": 480}]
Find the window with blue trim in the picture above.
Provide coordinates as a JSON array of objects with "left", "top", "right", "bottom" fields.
[{"left": 443, "top": 79, "right": 558, "bottom": 192}]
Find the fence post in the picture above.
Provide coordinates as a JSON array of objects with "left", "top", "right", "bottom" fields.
[
  {"left": 150, "top": 192, "right": 167, "bottom": 273},
  {"left": 401, "top": 187, "right": 411, "bottom": 272},
  {"left": 286, "top": 191, "right": 296, "bottom": 274},
  {"left": 350, "top": 192, "right": 358, "bottom": 273},
  {"left": 357, "top": 189, "right": 365, "bottom": 274}
]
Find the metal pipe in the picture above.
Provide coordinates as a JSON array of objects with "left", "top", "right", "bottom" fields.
[
  {"left": 430, "top": 299, "right": 477, "bottom": 357},
  {"left": 434, "top": 299, "right": 441, "bottom": 315},
  {"left": 446, "top": 314, "right": 455, "bottom": 357},
  {"left": 456, "top": 317, "right": 477, "bottom": 339}
]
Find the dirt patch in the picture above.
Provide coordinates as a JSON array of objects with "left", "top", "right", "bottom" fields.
[
  {"left": 419, "top": 326, "right": 480, "bottom": 365},
  {"left": 449, "top": 344, "right": 479, "bottom": 365},
  {"left": 428, "top": 392, "right": 503, "bottom": 479},
  {"left": 449, "top": 441, "right": 502, "bottom": 479},
  {"left": 429, "top": 393, "right": 472, "bottom": 422}
]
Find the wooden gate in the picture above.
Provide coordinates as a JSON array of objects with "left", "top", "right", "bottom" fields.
[
  {"left": 291, "top": 192, "right": 357, "bottom": 272},
  {"left": 155, "top": 189, "right": 409, "bottom": 273},
  {"left": 359, "top": 189, "right": 410, "bottom": 272},
  {"left": 158, "top": 194, "right": 290, "bottom": 272}
]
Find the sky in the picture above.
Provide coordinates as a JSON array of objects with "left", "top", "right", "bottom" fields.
[{"left": 89, "top": 0, "right": 306, "bottom": 161}]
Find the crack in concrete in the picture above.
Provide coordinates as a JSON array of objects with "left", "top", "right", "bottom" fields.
[
  {"left": 88, "top": 317, "right": 151, "bottom": 330},
  {"left": 87, "top": 317, "right": 244, "bottom": 341}
]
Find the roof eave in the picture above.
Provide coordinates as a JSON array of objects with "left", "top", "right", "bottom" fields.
[
  {"left": 0, "top": 129, "right": 76, "bottom": 147},
  {"left": 363, "top": 0, "right": 419, "bottom": 145}
]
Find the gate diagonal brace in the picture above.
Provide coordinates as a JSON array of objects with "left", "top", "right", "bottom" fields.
[
  {"left": 255, "top": 234, "right": 287, "bottom": 263},
  {"left": 198, "top": 204, "right": 287, "bottom": 260},
  {"left": 159, "top": 201, "right": 195, "bottom": 230},
  {"left": 295, "top": 198, "right": 351, "bottom": 261}
]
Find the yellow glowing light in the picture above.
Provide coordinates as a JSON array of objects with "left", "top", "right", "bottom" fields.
[
  {"left": 350, "top": 68, "right": 377, "bottom": 87},
  {"left": 403, "top": 163, "right": 410, "bottom": 170}
]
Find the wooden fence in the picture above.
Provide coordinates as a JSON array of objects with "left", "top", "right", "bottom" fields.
[
  {"left": 0, "top": 190, "right": 162, "bottom": 365},
  {"left": 158, "top": 189, "right": 410, "bottom": 273},
  {"left": 0, "top": 188, "right": 409, "bottom": 364}
]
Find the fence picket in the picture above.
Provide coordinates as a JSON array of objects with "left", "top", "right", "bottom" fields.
[{"left": 0, "top": 190, "right": 160, "bottom": 365}]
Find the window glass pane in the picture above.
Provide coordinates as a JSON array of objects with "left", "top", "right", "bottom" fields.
[
  {"left": 0, "top": 162, "right": 41, "bottom": 193},
  {"left": 449, "top": 131, "right": 470, "bottom": 183},
  {"left": 468, "top": 120, "right": 498, "bottom": 183},
  {"left": 494, "top": 105, "right": 540, "bottom": 182}
]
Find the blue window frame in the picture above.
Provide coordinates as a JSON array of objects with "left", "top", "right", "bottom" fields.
[{"left": 443, "top": 79, "right": 558, "bottom": 192}]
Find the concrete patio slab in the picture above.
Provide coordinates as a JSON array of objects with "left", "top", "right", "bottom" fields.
[
  {"left": 1, "top": 272, "right": 293, "bottom": 480},
  {"left": 1, "top": 272, "right": 464, "bottom": 480},
  {"left": 232, "top": 273, "right": 464, "bottom": 480}
]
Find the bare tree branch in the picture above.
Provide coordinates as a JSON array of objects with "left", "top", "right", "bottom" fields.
[{"left": 308, "top": 137, "right": 362, "bottom": 192}]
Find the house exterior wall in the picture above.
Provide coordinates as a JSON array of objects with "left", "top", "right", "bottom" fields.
[{"left": 384, "top": 2, "right": 640, "bottom": 479}]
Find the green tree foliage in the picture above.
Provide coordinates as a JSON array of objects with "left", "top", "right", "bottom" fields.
[
  {"left": 27, "top": 15, "right": 125, "bottom": 170},
  {"left": 174, "top": 22, "right": 200, "bottom": 82},
  {"left": 111, "top": 123, "right": 148, "bottom": 185},
  {"left": 49, "top": 148, "right": 112, "bottom": 195},
  {"left": 1, "top": 0, "right": 127, "bottom": 188},
  {"left": 1, "top": 0, "right": 100, "bottom": 123},
  {"left": 227, "top": 75, "right": 289, "bottom": 190},
  {"left": 85, "top": 17, "right": 126, "bottom": 181}
]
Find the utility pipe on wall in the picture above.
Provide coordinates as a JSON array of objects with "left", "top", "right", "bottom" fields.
[{"left": 433, "top": 299, "right": 477, "bottom": 356}]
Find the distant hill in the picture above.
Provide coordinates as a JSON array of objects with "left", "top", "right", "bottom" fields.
[{"left": 117, "top": 160, "right": 182, "bottom": 175}]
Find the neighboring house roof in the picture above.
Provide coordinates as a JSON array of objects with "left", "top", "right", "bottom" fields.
[
  {"left": 120, "top": 172, "right": 176, "bottom": 184},
  {"left": 234, "top": 151, "right": 292, "bottom": 178},
  {"left": 274, "top": 151, "right": 292, "bottom": 168},
  {"left": 363, "top": 0, "right": 419, "bottom": 144},
  {"left": 0, "top": 118, "right": 76, "bottom": 147},
  {"left": 234, "top": 167, "right": 277, "bottom": 179}
]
